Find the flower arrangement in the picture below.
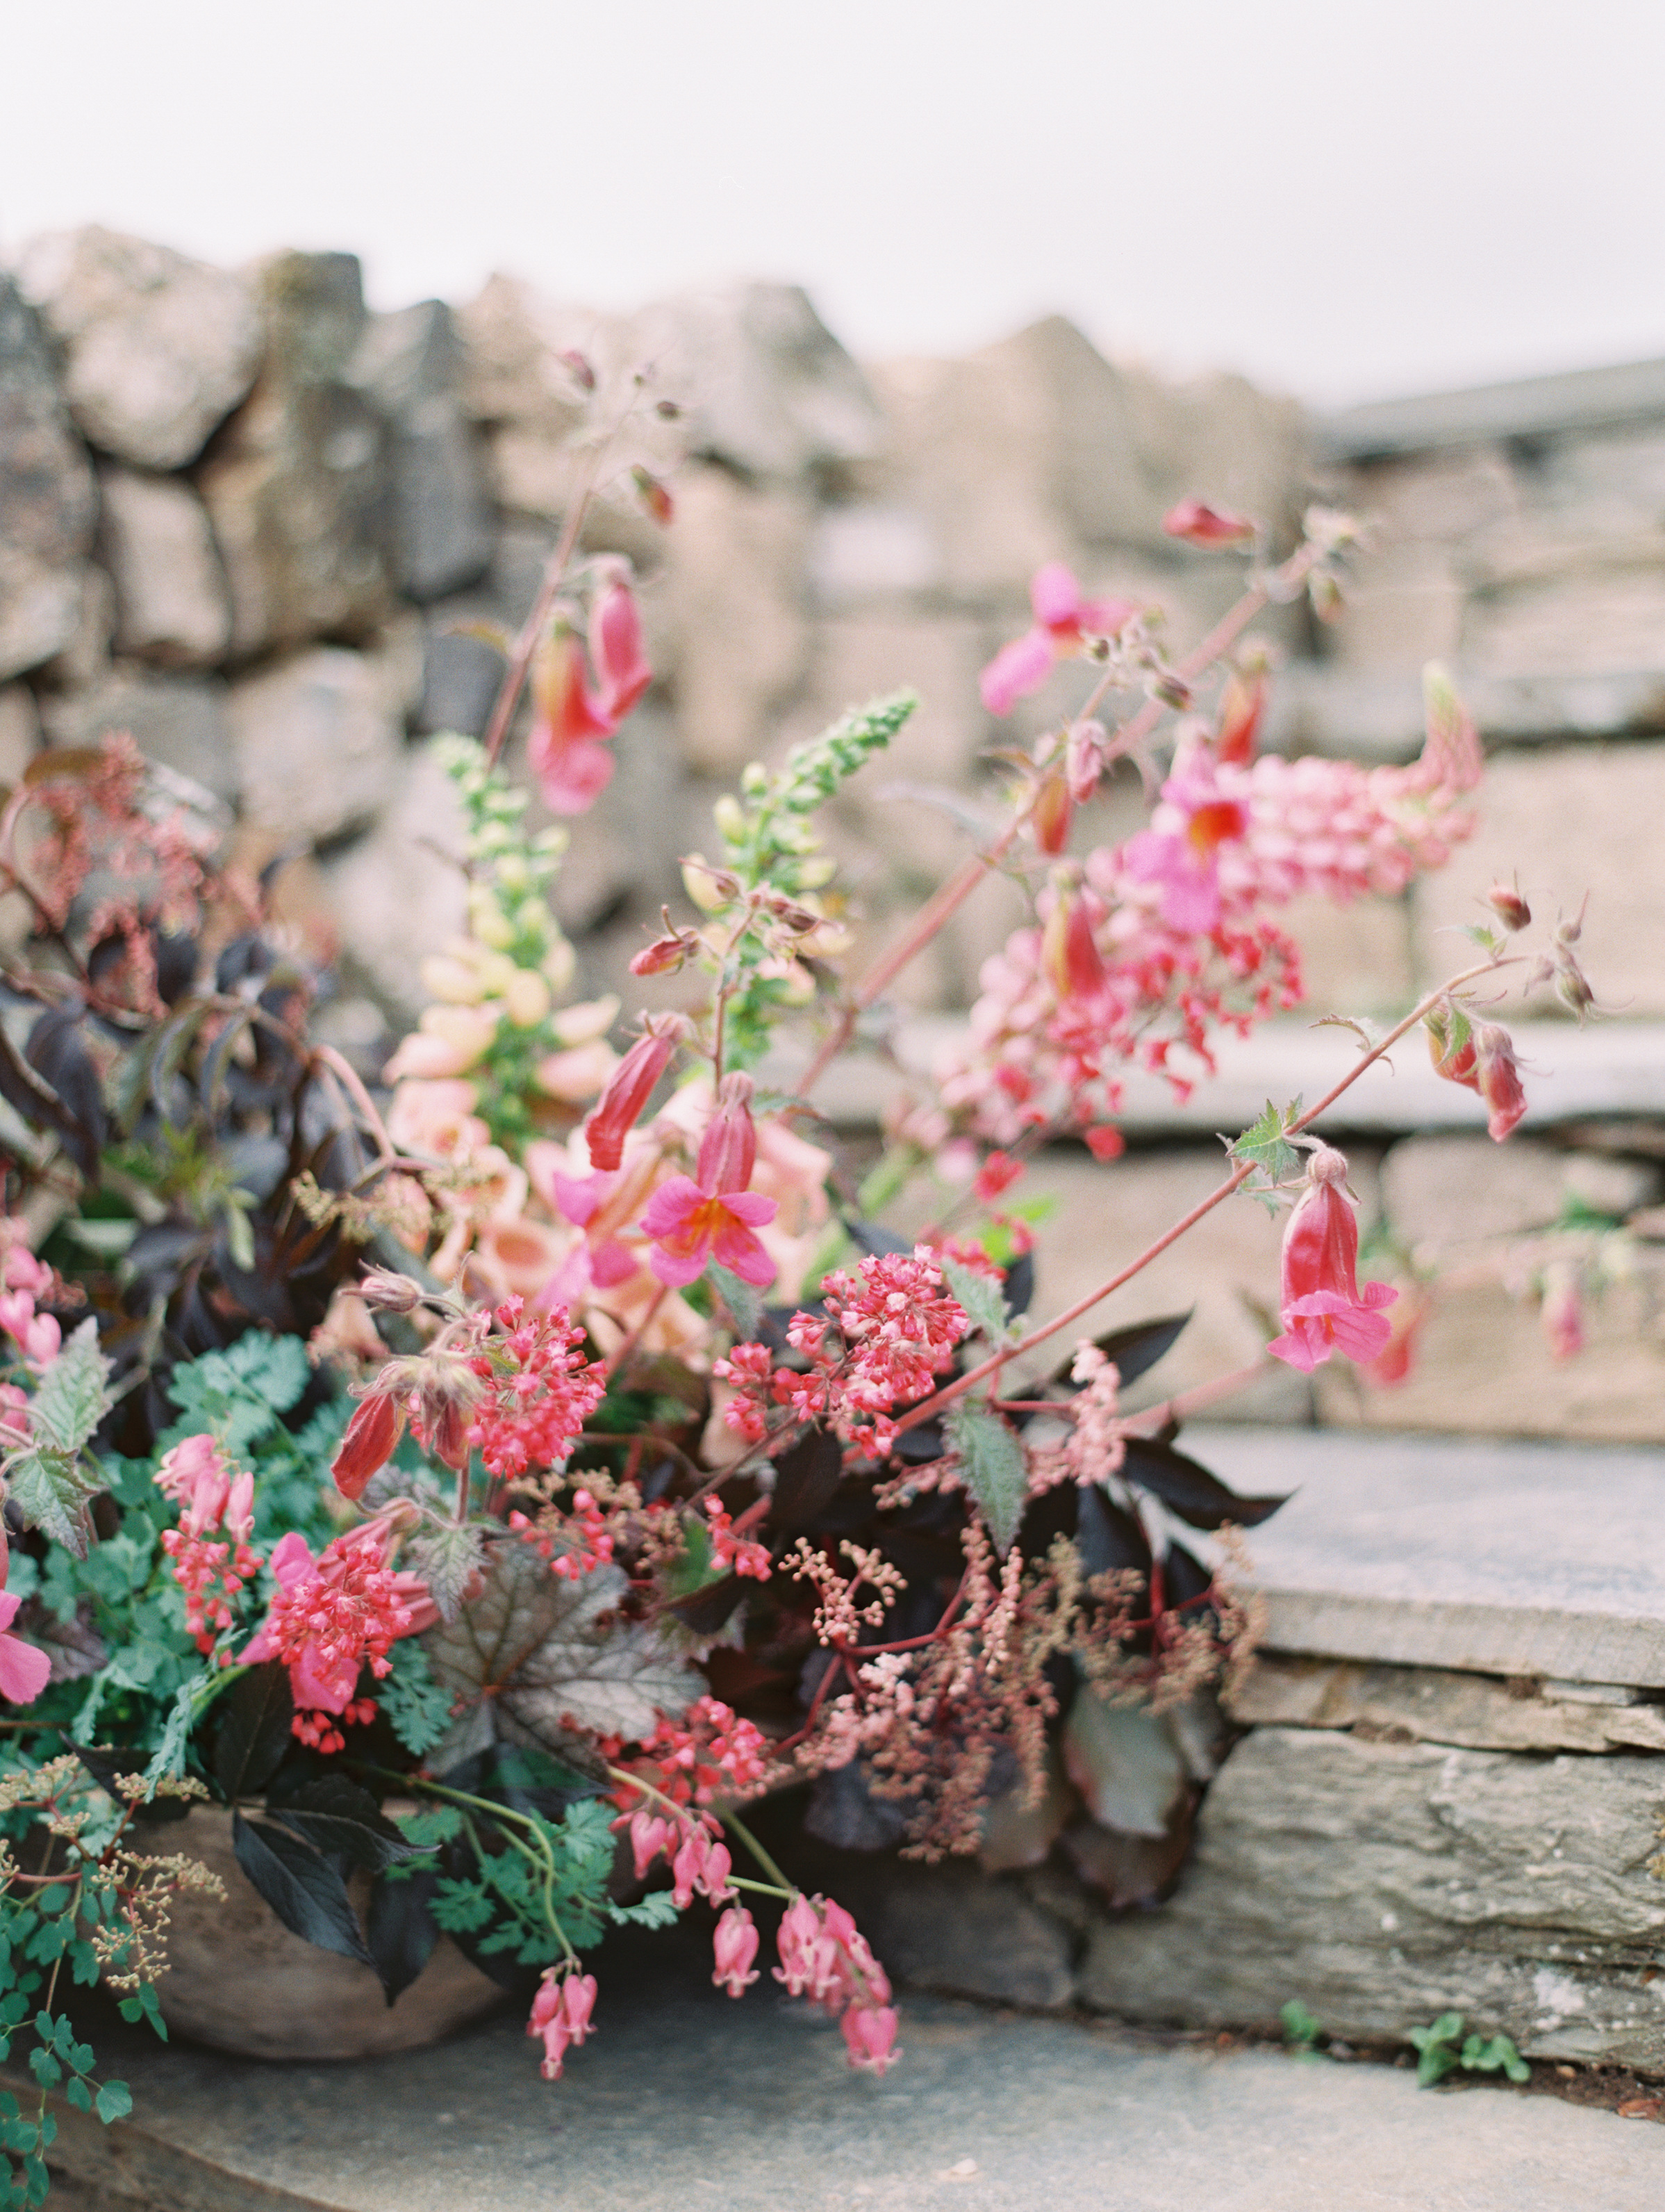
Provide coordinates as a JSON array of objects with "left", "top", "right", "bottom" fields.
[{"left": 0, "top": 366, "right": 1588, "bottom": 2201}]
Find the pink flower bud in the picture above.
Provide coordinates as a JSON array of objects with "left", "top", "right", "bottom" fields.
[
  {"left": 671, "top": 1823, "right": 710, "bottom": 1908},
  {"left": 1473, "top": 1022, "right": 1527, "bottom": 1141},
  {"left": 589, "top": 577, "right": 652, "bottom": 723},
  {"left": 331, "top": 1389, "right": 404, "bottom": 1501},
  {"left": 712, "top": 1904, "right": 760, "bottom": 1996},
  {"left": 583, "top": 1014, "right": 689, "bottom": 1173},
  {"left": 358, "top": 1268, "right": 425, "bottom": 1314},
  {"left": 560, "top": 1972, "right": 597, "bottom": 2044},
  {"left": 697, "top": 1073, "right": 760, "bottom": 1196},
  {"left": 225, "top": 1470, "right": 255, "bottom": 1547},
  {"left": 1541, "top": 1262, "right": 1584, "bottom": 1362},
  {"left": 1041, "top": 886, "right": 1107, "bottom": 1005},
  {"left": 629, "top": 1810, "right": 671, "bottom": 1880},
  {"left": 632, "top": 465, "right": 674, "bottom": 526},
  {"left": 1215, "top": 660, "right": 1268, "bottom": 765},
  {"left": 1485, "top": 880, "right": 1532, "bottom": 933},
  {"left": 1163, "top": 499, "right": 1256, "bottom": 547},
  {"left": 698, "top": 1840, "right": 734, "bottom": 1901},
  {"left": 1030, "top": 770, "right": 1074, "bottom": 855},
  {"left": 1424, "top": 1002, "right": 1480, "bottom": 1093},
  {"left": 558, "top": 348, "right": 595, "bottom": 391}
]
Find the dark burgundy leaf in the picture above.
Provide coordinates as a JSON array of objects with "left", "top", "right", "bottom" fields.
[
  {"left": 26, "top": 1007, "right": 107, "bottom": 1178},
  {"left": 768, "top": 1424, "right": 843, "bottom": 1532},
  {"left": 76, "top": 1747, "right": 190, "bottom": 1824},
  {"left": 845, "top": 1219, "right": 911, "bottom": 1260},
  {"left": 365, "top": 1868, "right": 440, "bottom": 2004},
  {"left": 1050, "top": 1312, "right": 1193, "bottom": 1394},
  {"left": 1120, "top": 1438, "right": 1288, "bottom": 1530},
  {"left": 231, "top": 1812, "right": 372, "bottom": 1965},
  {"left": 1077, "top": 1485, "right": 1152, "bottom": 1578},
  {"left": 668, "top": 1574, "right": 747, "bottom": 1635},
  {"left": 1163, "top": 1540, "right": 1215, "bottom": 1611},
  {"left": 1001, "top": 1249, "right": 1035, "bottom": 1320},
  {"left": 268, "top": 1776, "right": 427, "bottom": 1874},
  {"left": 213, "top": 1661, "right": 295, "bottom": 1802}
]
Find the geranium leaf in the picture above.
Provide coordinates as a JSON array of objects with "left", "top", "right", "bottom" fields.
[
  {"left": 942, "top": 1259, "right": 1008, "bottom": 1346},
  {"left": 1226, "top": 1098, "right": 1304, "bottom": 1211},
  {"left": 28, "top": 1321, "right": 113, "bottom": 1457},
  {"left": 5, "top": 1446, "right": 102, "bottom": 1558},
  {"left": 945, "top": 1400, "right": 1027, "bottom": 1555}
]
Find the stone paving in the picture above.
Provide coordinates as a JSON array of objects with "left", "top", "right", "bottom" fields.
[{"left": 29, "top": 1966, "right": 1665, "bottom": 2212}]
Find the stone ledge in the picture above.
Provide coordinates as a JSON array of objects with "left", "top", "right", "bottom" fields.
[
  {"left": 1264, "top": 665, "right": 1665, "bottom": 764},
  {"left": 774, "top": 1018, "right": 1665, "bottom": 1138},
  {"left": 1318, "top": 356, "right": 1665, "bottom": 462},
  {"left": 1195, "top": 1425, "right": 1665, "bottom": 1687}
]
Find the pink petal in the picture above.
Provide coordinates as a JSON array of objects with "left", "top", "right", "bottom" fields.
[
  {"left": 979, "top": 630, "right": 1054, "bottom": 717},
  {"left": 588, "top": 1238, "right": 640, "bottom": 1289},
  {"left": 649, "top": 1237, "right": 711, "bottom": 1289},
  {"left": 1029, "top": 561, "right": 1082, "bottom": 628},
  {"left": 1075, "top": 595, "right": 1136, "bottom": 637},
  {"left": 641, "top": 1175, "right": 706, "bottom": 1237},
  {"left": 710, "top": 1221, "right": 778, "bottom": 1288},
  {"left": 717, "top": 1189, "right": 779, "bottom": 1226},
  {"left": 536, "top": 736, "right": 616, "bottom": 817},
  {"left": 1266, "top": 1321, "right": 1327, "bottom": 1373},
  {"left": 0, "top": 1631, "right": 51, "bottom": 1707}
]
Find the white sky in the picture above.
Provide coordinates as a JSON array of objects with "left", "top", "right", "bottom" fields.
[{"left": 3, "top": 0, "right": 1662, "bottom": 406}]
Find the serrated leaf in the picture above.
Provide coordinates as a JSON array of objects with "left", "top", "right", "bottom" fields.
[
  {"left": 943, "top": 1259, "right": 1008, "bottom": 1346},
  {"left": 1226, "top": 1099, "right": 1304, "bottom": 1193},
  {"left": 945, "top": 1399, "right": 1028, "bottom": 1555},
  {"left": 1310, "top": 1014, "right": 1376, "bottom": 1051},
  {"left": 28, "top": 1321, "right": 113, "bottom": 1456},
  {"left": 5, "top": 1447, "right": 101, "bottom": 1556},
  {"left": 709, "top": 1263, "right": 762, "bottom": 1342},
  {"left": 405, "top": 1524, "right": 485, "bottom": 1624},
  {"left": 269, "top": 1778, "right": 429, "bottom": 1873},
  {"left": 231, "top": 1813, "right": 372, "bottom": 1965},
  {"left": 425, "top": 1546, "right": 699, "bottom": 1757}
]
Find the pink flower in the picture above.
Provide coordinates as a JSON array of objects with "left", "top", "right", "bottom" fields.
[
  {"left": 244, "top": 1525, "right": 430, "bottom": 1724},
  {"left": 640, "top": 1074, "right": 778, "bottom": 1290},
  {"left": 0, "top": 1533, "right": 50, "bottom": 1708},
  {"left": 841, "top": 2004, "right": 902, "bottom": 2074},
  {"left": 154, "top": 1433, "right": 233, "bottom": 1535},
  {"left": 1120, "top": 765, "right": 1250, "bottom": 932},
  {"left": 627, "top": 1810, "right": 671, "bottom": 1880},
  {"left": 979, "top": 563, "right": 1136, "bottom": 716},
  {"left": 589, "top": 575, "right": 652, "bottom": 722},
  {"left": 1039, "top": 882, "right": 1109, "bottom": 1005},
  {"left": 527, "top": 1969, "right": 597, "bottom": 2080},
  {"left": 1266, "top": 1145, "right": 1398, "bottom": 1375},
  {"left": 1163, "top": 498, "right": 1257, "bottom": 547},
  {"left": 331, "top": 1389, "right": 404, "bottom": 1501},
  {"left": 713, "top": 1904, "right": 761, "bottom": 1997},
  {"left": 1474, "top": 1022, "right": 1527, "bottom": 1142},
  {"left": 1541, "top": 1263, "right": 1584, "bottom": 1361},
  {"left": 583, "top": 1014, "right": 689, "bottom": 1173}
]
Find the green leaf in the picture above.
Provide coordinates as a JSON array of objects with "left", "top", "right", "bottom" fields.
[
  {"left": 381, "top": 1638, "right": 453, "bottom": 1757},
  {"left": 94, "top": 2081, "right": 131, "bottom": 2124},
  {"left": 942, "top": 1259, "right": 1008, "bottom": 1347},
  {"left": 945, "top": 1399, "right": 1028, "bottom": 1555},
  {"left": 27, "top": 1319, "right": 113, "bottom": 1456},
  {"left": 5, "top": 1446, "right": 102, "bottom": 1556},
  {"left": 1416, "top": 2042, "right": 1460, "bottom": 2087},
  {"left": 1226, "top": 1098, "right": 1305, "bottom": 1207},
  {"left": 1279, "top": 1999, "right": 1323, "bottom": 2048},
  {"left": 64, "top": 2077, "right": 91, "bottom": 2113},
  {"left": 708, "top": 1262, "right": 763, "bottom": 1342},
  {"left": 1461, "top": 2032, "right": 1529, "bottom": 2082}
]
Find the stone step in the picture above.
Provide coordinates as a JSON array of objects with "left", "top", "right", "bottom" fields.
[
  {"left": 17, "top": 1963, "right": 1665, "bottom": 2211},
  {"left": 781, "top": 1017, "right": 1665, "bottom": 1139},
  {"left": 1193, "top": 1426, "right": 1665, "bottom": 1687}
]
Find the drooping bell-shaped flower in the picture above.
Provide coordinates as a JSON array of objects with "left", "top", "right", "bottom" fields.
[
  {"left": 588, "top": 575, "right": 652, "bottom": 723},
  {"left": 1266, "top": 1144, "right": 1398, "bottom": 1375},
  {"left": 1474, "top": 1022, "right": 1527, "bottom": 1141},
  {"left": 583, "top": 1014, "right": 690, "bottom": 1172}
]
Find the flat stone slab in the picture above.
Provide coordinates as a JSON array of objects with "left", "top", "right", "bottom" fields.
[
  {"left": 1194, "top": 1426, "right": 1665, "bottom": 1686},
  {"left": 23, "top": 1970, "right": 1665, "bottom": 2212},
  {"left": 777, "top": 1018, "right": 1665, "bottom": 1137}
]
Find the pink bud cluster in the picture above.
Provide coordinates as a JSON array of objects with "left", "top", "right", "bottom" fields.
[
  {"left": 715, "top": 1248, "right": 970, "bottom": 1456},
  {"left": 775, "top": 1893, "right": 900, "bottom": 2074},
  {"left": 465, "top": 1299, "right": 607, "bottom": 1480},
  {"left": 508, "top": 1487, "right": 614, "bottom": 1580},
  {"left": 154, "top": 1435, "right": 260, "bottom": 1654},
  {"left": 631, "top": 1695, "right": 770, "bottom": 1807},
  {"left": 0, "top": 1236, "right": 61, "bottom": 1371},
  {"left": 527, "top": 1967, "right": 598, "bottom": 2080},
  {"left": 245, "top": 1525, "right": 429, "bottom": 1743},
  {"left": 702, "top": 1496, "right": 772, "bottom": 1580}
]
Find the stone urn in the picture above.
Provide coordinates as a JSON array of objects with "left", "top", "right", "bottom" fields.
[{"left": 151, "top": 1805, "right": 506, "bottom": 2061}]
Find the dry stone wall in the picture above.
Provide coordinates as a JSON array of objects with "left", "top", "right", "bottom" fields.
[{"left": 5, "top": 227, "right": 1665, "bottom": 1437}]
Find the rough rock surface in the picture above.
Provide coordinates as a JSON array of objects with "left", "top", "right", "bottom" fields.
[
  {"left": 197, "top": 251, "right": 394, "bottom": 657},
  {"left": 319, "top": 741, "right": 470, "bottom": 1009},
  {"left": 349, "top": 299, "right": 495, "bottom": 602},
  {"left": 1079, "top": 1726, "right": 1665, "bottom": 2071},
  {"left": 97, "top": 463, "right": 231, "bottom": 665},
  {"left": 663, "top": 465, "right": 811, "bottom": 770},
  {"left": 1227, "top": 1651, "right": 1665, "bottom": 1754},
  {"left": 0, "top": 276, "right": 97, "bottom": 681},
  {"left": 229, "top": 641, "right": 417, "bottom": 845},
  {"left": 15, "top": 225, "right": 262, "bottom": 469}
]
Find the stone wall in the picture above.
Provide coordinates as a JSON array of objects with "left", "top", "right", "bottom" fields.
[{"left": 6, "top": 227, "right": 1665, "bottom": 1437}]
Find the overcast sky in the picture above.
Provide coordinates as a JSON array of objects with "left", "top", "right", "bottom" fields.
[{"left": 4, "top": 0, "right": 1662, "bottom": 406}]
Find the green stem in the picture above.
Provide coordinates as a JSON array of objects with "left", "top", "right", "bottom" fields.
[{"left": 714, "top": 1807, "right": 797, "bottom": 1897}]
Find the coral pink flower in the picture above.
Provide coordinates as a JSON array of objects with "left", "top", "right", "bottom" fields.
[
  {"left": 641, "top": 1074, "right": 778, "bottom": 1290},
  {"left": 589, "top": 575, "right": 652, "bottom": 722},
  {"left": 1267, "top": 1146, "right": 1398, "bottom": 1375},
  {"left": 980, "top": 563, "right": 1136, "bottom": 716},
  {"left": 1163, "top": 498, "right": 1256, "bottom": 547},
  {"left": 583, "top": 1014, "right": 689, "bottom": 1172},
  {"left": 1474, "top": 1022, "right": 1527, "bottom": 1142},
  {"left": 1215, "top": 659, "right": 1268, "bottom": 764},
  {"left": 154, "top": 1433, "right": 233, "bottom": 1535},
  {"left": 627, "top": 1810, "right": 671, "bottom": 1879},
  {"left": 841, "top": 2004, "right": 901, "bottom": 2074},
  {"left": 0, "top": 1534, "right": 50, "bottom": 1708},
  {"left": 527, "top": 1969, "right": 597, "bottom": 2080},
  {"left": 529, "top": 629, "right": 618, "bottom": 816},
  {"left": 1541, "top": 1264, "right": 1584, "bottom": 1361},
  {"left": 244, "top": 1526, "right": 431, "bottom": 1727},
  {"left": 713, "top": 1904, "right": 761, "bottom": 1997},
  {"left": 1039, "top": 882, "right": 1109, "bottom": 1005},
  {"left": 331, "top": 1389, "right": 404, "bottom": 1501}
]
